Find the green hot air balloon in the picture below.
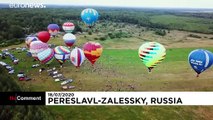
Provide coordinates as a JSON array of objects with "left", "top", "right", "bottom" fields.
[{"left": 138, "top": 42, "right": 166, "bottom": 72}]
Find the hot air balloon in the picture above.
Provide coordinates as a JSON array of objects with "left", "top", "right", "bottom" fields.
[
  {"left": 83, "top": 41, "right": 103, "bottom": 65},
  {"left": 37, "top": 31, "right": 50, "bottom": 43},
  {"left": 30, "top": 41, "right": 49, "bottom": 60},
  {"left": 37, "top": 48, "right": 55, "bottom": 64},
  {"left": 25, "top": 36, "right": 38, "bottom": 48},
  {"left": 70, "top": 47, "right": 85, "bottom": 68},
  {"left": 138, "top": 42, "right": 166, "bottom": 72},
  {"left": 188, "top": 49, "right": 213, "bottom": 77},
  {"left": 81, "top": 8, "right": 99, "bottom": 27},
  {"left": 62, "top": 22, "right": 75, "bottom": 33},
  {"left": 47, "top": 24, "right": 60, "bottom": 36},
  {"left": 63, "top": 33, "right": 76, "bottom": 47},
  {"left": 54, "top": 46, "right": 71, "bottom": 65}
]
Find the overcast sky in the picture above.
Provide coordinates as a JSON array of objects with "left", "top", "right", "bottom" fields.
[{"left": 1, "top": 0, "right": 213, "bottom": 9}]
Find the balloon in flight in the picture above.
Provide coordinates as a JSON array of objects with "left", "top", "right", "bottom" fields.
[
  {"left": 29, "top": 41, "right": 49, "bottom": 60},
  {"left": 62, "top": 22, "right": 75, "bottom": 33},
  {"left": 37, "top": 48, "right": 55, "bottom": 64},
  {"left": 37, "top": 31, "right": 51, "bottom": 43},
  {"left": 54, "top": 46, "right": 71, "bottom": 65},
  {"left": 63, "top": 33, "right": 76, "bottom": 47},
  {"left": 138, "top": 42, "right": 166, "bottom": 72},
  {"left": 83, "top": 41, "right": 103, "bottom": 65},
  {"left": 70, "top": 47, "right": 85, "bottom": 68},
  {"left": 81, "top": 8, "right": 99, "bottom": 27},
  {"left": 188, "top": 49, "right": 213, "bottom": 77},
  {"left": 47, "top": 24, "right": 60, "bottom": 36}
]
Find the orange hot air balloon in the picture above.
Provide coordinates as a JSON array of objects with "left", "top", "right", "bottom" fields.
[{"left": 83, "top": 41, "right": 103, "bottom": 65}]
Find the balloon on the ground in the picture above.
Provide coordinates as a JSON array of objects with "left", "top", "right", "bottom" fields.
[
  {"left": 188, "top": 49, "right": 213, "bottom": 77},
  {"left": 138, "top": 42, "right": 166, "bottom": 72},
  {"left": 37, "top": 48, "right": 55, "bottom": 64},
  {"left": 54, "top": 46, "right": 71, "bottom": 65},
  {"left": 63, "top": 33, "right": 76, "bottom": 47},
  {"left": 47, "top": 24, "right": 60, "bottom": 36},
  {"left": 25, "top": 37, "right": 38, "bottom": 48},
  {"left": 30, "top": 41, "right": 49, "bottom": 60},
  {"left": 37, "top": 31, "right": 50, "bottom": 43},
  {"left": 83, "top": 41, "right": 103, "bottom": 65},
  {"left": 70, "top": 47, "right": 85, "bottom": 68},
  {"left": 81, "top": 8, "right": 99, "bottom": 27},
  {"left": 62, "top": 22, "right": 75, "bottom": 33}
]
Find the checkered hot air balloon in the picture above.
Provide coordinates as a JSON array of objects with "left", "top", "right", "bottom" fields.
[
  {"left": 37, "top": 48, "right": 55, "bottom": 64},
  {"left": 81, "top": 8, "right": 99, "bottom": 27},
  {"left": 63, "top": 33, "right": 76, "bottom": 47},
  {"left": 62, "top": 22, "right": 75, "bottom": 33},
  {"left": 54, "top": 46, "right": 71, "bottom": 65},
  {"left": 47, "top": 24, "right": 60, "bottom": 36},
  {"left": 30, "top": 41, "right": 49, "bottom": 60},
  {"left": 188, "top": 49, "right": 213, "bottom": 77},
  {"left": 83, "top": 41, "right": 103, "bottom": 65},
  {"left": 70, "top": 47, "right": 85, "bottom": 68},
  {"left": 138, "top": 42, "right": 166, "bottom": 72}
]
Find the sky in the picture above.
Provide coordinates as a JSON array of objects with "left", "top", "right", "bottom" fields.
[{"left": 1, "top": 0, "right": 213, "bottom": 9}]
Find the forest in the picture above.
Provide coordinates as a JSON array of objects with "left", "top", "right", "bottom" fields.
[{"left": 0, "top": 7, "right": 213, "bottom": 47}]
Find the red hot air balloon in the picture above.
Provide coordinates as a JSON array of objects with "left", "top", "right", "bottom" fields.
[
  {"left": 37, "top": 31, "right": 50, "bottom": 43},
  {"left": 83, "top": 41, "right": 103, "bottom": 65}
]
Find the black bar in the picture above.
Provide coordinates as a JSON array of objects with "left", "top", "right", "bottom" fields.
[{"left": 0, "top": 92, "right": 45, "bottom": 105}]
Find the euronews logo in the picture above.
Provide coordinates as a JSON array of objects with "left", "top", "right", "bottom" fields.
[{"left": 9, "top": 3, "right": 46, "bottom": 8}]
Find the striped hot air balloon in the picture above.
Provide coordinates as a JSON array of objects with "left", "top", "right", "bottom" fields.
[
  {"left": 47, "top": 24, "right": 60, "bottom": 36},
  {"left": 138, "top": 42, "right": 166, "bottom": 72},
  {"left": 62, "top": 22, "right": 75, "bottom": 33},
  {"left": 63, "top": 33, "right": 76, "bottom": 47},
  {"left": 54, "top": 46, "right": 71, "bottom": 65},
  {"left": 30, "top": 41, "right": 49, "bottom": 60},
  {"left": 81, "top": 8, "right": 99, "bottom": 27},
  {"left": 70, "top": 47, "right": 85, "bottom": 68},
  {"left": 83, "top": 41, "right": 103, "bottom": 65},
  {"left": 37, "top": 48, "right": 55, "bottom": 64},
  {"left": 188, "top": 49, "right": 213, "bottom": 77}
]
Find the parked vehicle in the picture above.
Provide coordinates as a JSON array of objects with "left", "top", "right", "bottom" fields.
[{"left": 61, "top": 79, "right": 73, "bottom": 86}]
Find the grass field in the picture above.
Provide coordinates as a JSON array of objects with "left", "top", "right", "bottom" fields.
[{"left": 1, "top": 27, "right": 213, "bottom": 119}]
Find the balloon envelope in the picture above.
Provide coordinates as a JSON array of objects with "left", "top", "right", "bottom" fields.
[
  {"left": 81, "top": 8, "right": 99, "bottom": 27},
  {"left": 83, "top": 41, "right": 103, "bottom": 65},
  {"left": 30, "top": 41, "right": 49, "bottom": 60},
  {"left": 188, "top": 49, "right": 213, "bottom": 76},
  {"left": 63, "top": 33, "right": 76, "bottom": 47},
  {"left": 47, "top": 24, "right": 60, "bottom": 36},
  {"left": 54, "top": 46, "right": 71, "bottom": 64},
  {"left": 25, "top": 37, "right": 38, "bottom": 48},
  {"left": 62, "top": 22, "right": 75, "bottom": 33},
  {"left": 37, "top": 48, "right": 55, "bottom": 64},
  {"left": 70, "top": 47, "right": 85, "bottom": 67},
  {"left": 37, "top": 31, "right": 50, "bottom": 43},
  {"left": 138, "top": 42, "right": 166, "bottom": 72}
]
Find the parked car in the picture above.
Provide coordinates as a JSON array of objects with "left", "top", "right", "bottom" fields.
[
  {"left": 61, "top": 85, "right": 75, "bottom": 90},
  {"left": 61, "top": 79, "right": 73, "bottom": 86},
  {"left": 8, "top": 70, "right": 15, "bottom": 74},
  {"left": 32, "top": 64, "right": 40, "bottom": 68},
  {"left": 19, "top": 77, "right": 25, "bottom": 81},
  {"left": 17, "top": 71, "right": 25, "bottom": 78},
  {"left": 53, "top": 74, "right": 63, "bottom": 78}
]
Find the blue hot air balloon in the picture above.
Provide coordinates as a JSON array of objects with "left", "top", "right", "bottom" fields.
[
  {"left": 81, "top": 8, "right": 99, "bottom": 27},
  {"left": 188, "top": 49, "right": 213, "bottom": 77}
]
